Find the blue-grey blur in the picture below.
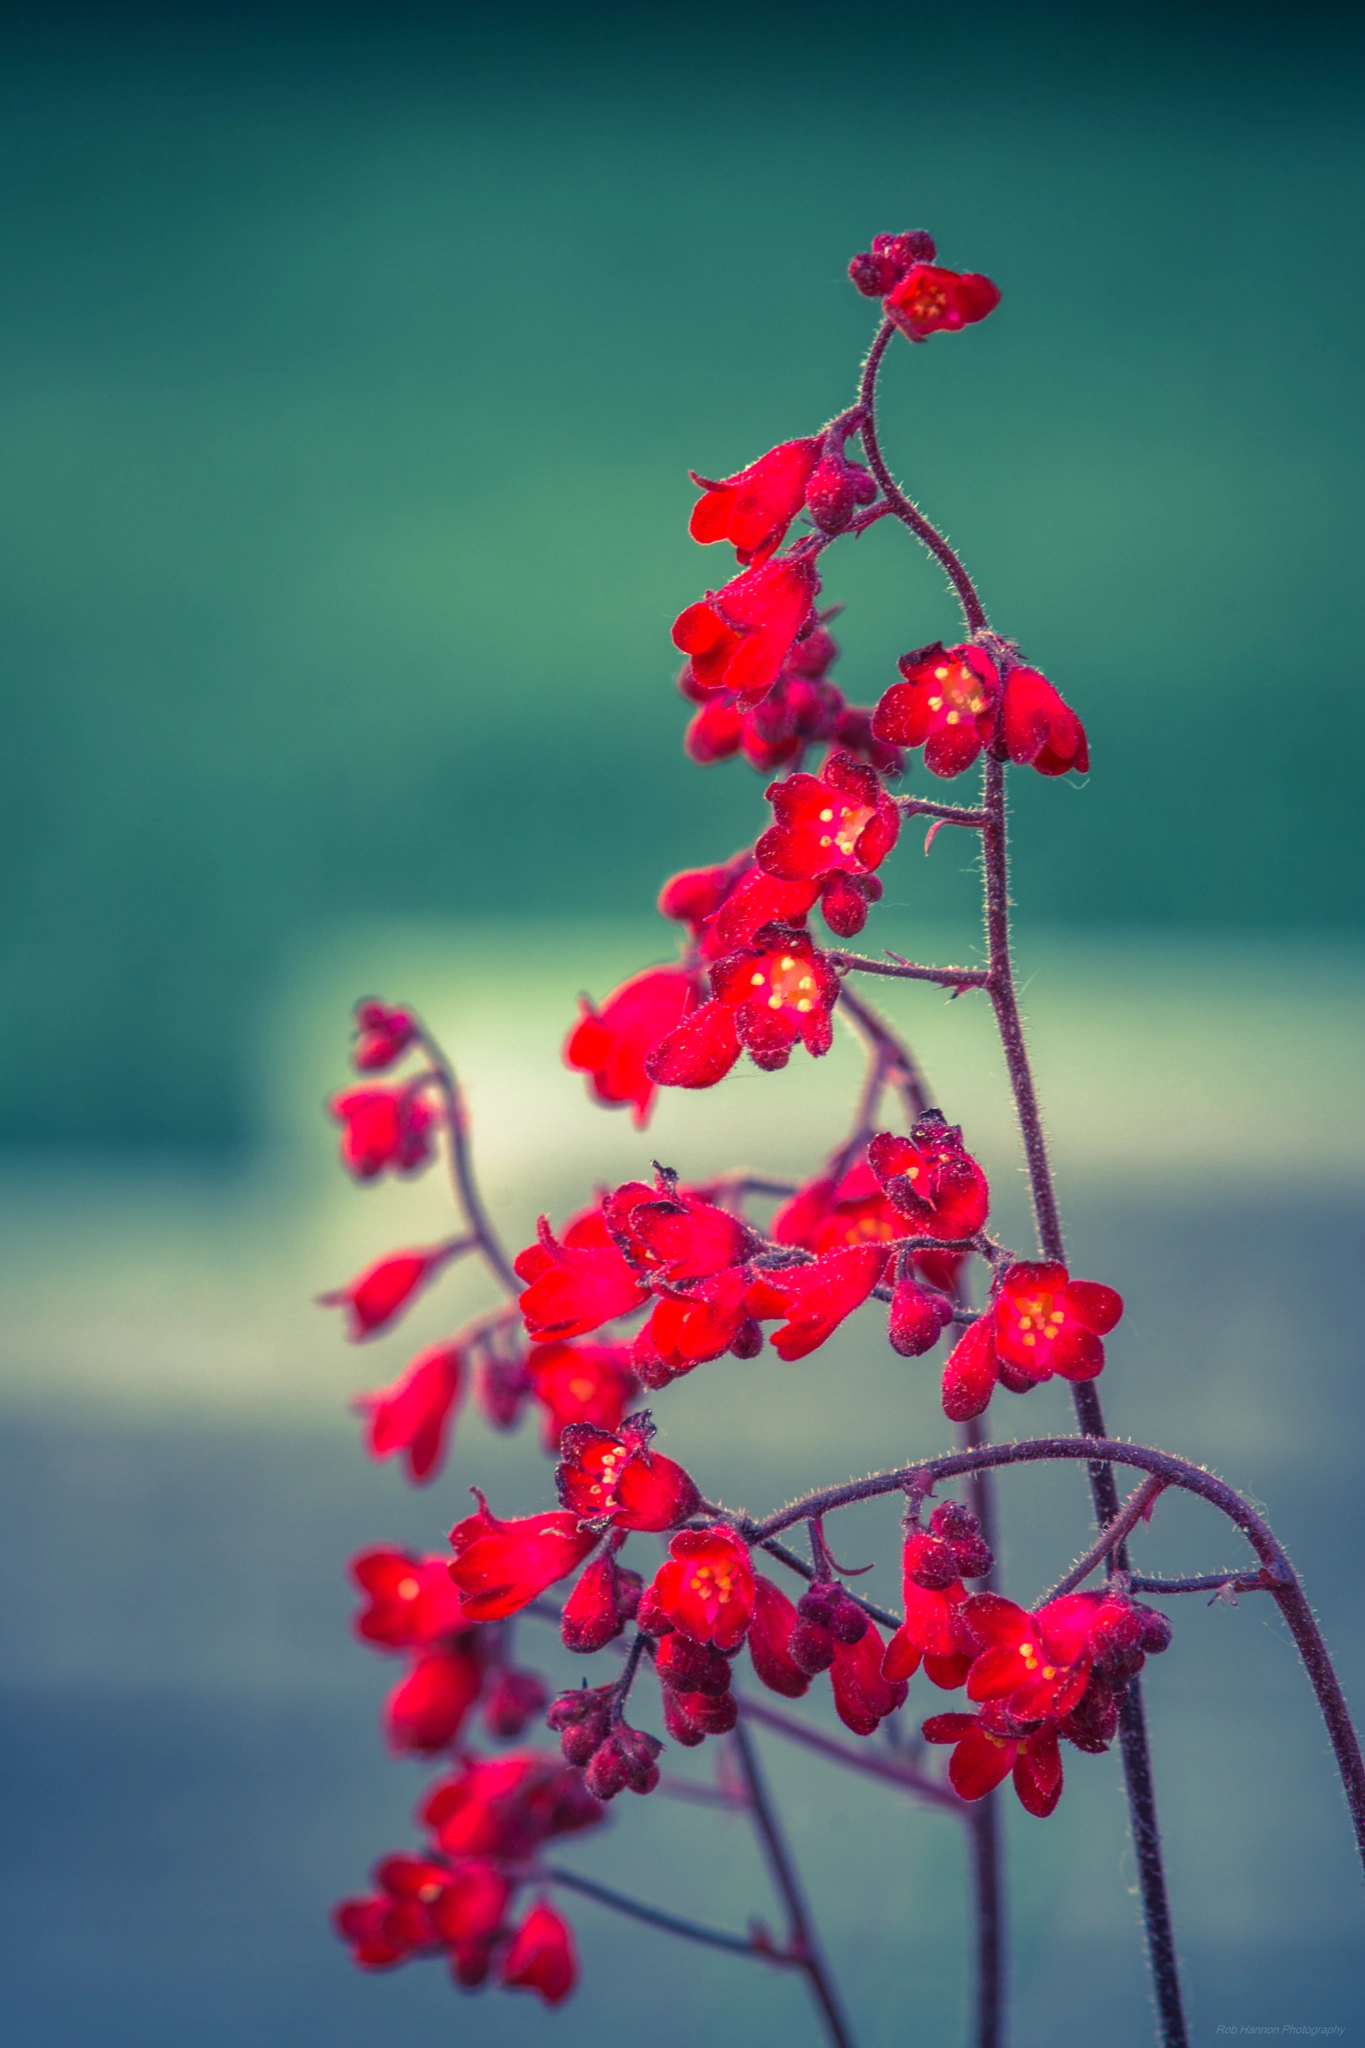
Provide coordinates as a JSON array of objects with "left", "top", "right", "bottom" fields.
[{"left": 1, "top": 4, "right": 1362, "bottom": 2044}]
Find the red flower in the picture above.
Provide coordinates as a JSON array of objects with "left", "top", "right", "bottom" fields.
[
  {"left": 923, "top": 1709, "right": 1063, "bottom": 1817},
  {"left": 583, "top": 1723, "right": 663, "bottom": 1801},
  {"left": 686, "top": 670, "right": 848, "bottom": 775},
  {"left": 351, "top": 999, "right": 419, "bottom": 1072},
  {"left": 941, "top": 1316, "right": 1000, "bottom": 1421},
  {"left": 688, "top": 438, "right": 821, "bottom": 566},
  {"left": 872, "top": 641, "right": 1000, "bottom": 779},
  {"left": 525, "top": 1341, "right": 638, "bottom": 1451},
  {"left": 350, "top": 1546, "right": 469, "bottom": 1649},
  {"left": 646, "top": 925, "right": 840, "bottom": 1090},
  {"left": 515, "top": 1207, "right": 650, "bottom": 1342},
  {"left": 747, "top": 1574, "right": 810, "bottom": 1699},
  {"left": 632, "top": 1270, "right": 757, "bottom": 1382},
  {"left": 560, "top": 1553, "right": 635, "bottom": 1653},
  {"left": 333, "top": 1892, "right": 432, "bottom": 1971},
  {"left": 848, "top": 229, "right": 939, "bottom": 298},
  {"left": 646, "top": 1525, "right": 756, "bottom": 1651},
  {"left": 708, "top": 868, "right": 821, "bottom": 953},
  {"left": 427, "top": 1857, "right": 514, "bottom": 1949},
  {"left": 672, "top": 557, "right": 819, "bottom": 705},
  {"left": 500, "top": 1900, "right": 578, "bottom": 2006},
  {"left": 886, "top": 263, "right": 1000, "bottom": 340},
  {"left": 319, "top": 1243, "right": 457, "bottom": 1341},
  {"left": 556, "top": 1416, "right": 701, "bottom": 1532},
  {"left": 993, "top": 1262, "right": 1123, "bottom": 1386},
  {"left": 481, "top": 1666, "right": 550, "bottom": 1740},
  {"left": 961, "top": 1587, "right": 1144, "bottom": 1721},
  {"left": 744, "top": 1242, "right": 887, "bottom": 1361},
  {"left": 887, "top": 1273, "right": 955, "bottom": 1356},
  {"left": 757, "top": 750, "right": 900, "bottom": 887},
  {"left": 1001, "top": 666, "right": 1089, "bottom": 776},
  {"left": 829, "top": 1619, "right": 908, "bottom": 1735},
  {"left": 354, "top": 1342, "right": 464, "bottom": 1483},
  {"left": 330, "top": 1084, "right": 436, "bottom": 1181},
  {"left": 610, "top": 1177, "right": 760, "bottom": 1285},
  {"left": 867, "top": 1111, "right": 991, "bottom": 1241},
  {"left": 446, "top": 1491, "right": 599, "bottom": 1622},
  {"left": 421, "top": 1754, "right": 603, "bottom": 1861},
  {"left": 564, "top": 966, "right": 700, "bottom": 1129},
  {"left": 385, "top": 1644, "right": 484, "bottom": 1754},
  {"left": 662, "top": 1686, "right": 739, "bottom": 1746},
  {"left": 805, "top": 438, "right": 877, "bottom": 537}
]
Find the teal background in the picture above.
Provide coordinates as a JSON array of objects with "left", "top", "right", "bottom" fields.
[
  {"left": 0, "top": 3, "right": 1361, "bottom": 1148},
  {"left": 1, "top": 9, "right": 1363, "bottom": 2048}
]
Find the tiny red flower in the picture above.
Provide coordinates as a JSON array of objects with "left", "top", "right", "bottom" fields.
[
  {"left": 1001, "top": 666, "right": 1089, "bottom": 776},
  {"left": 993, "top": 1262, "right": 1123, "bottom": 1385},
  {"left": 829, "top": 1619, "right": 908, "bottom": 1735},
  {"left": 351, "top": 999, "right": 419, "bottom": 1072},
  {"left": 756, "top": 750, "right": 900, "bottom": 888},
  {"left": 427, "top": 1858, "right": 514, "bottom": 1947},
  {"left": 804, "top": 438, "right": 877, "bottom": 537},
  {"left": 481, "top": 1667, "right": 550, "bottom": 1740},
  {"left": 319, "top": 1243, "right": 457, "bottom": 1341},
  {"left": 923, "top": 1708, "right": 1063, "bottom": 1817},
  {"left": 646, "top": 925, "right": 840, "bottom": 1090},
  {"left": 672, "top": 556, "right": 820, "bottom": 705},
  {"left": 688, "top": 438, "right": 822, "bottom": 566},
  {"left": 871, "top": 641, "right": 1001, "bottom": 779},
  {"left": 385, "top": 1644, "right": 484, "bottom": 1754},
  {"left": 940, "top": 1316, "right": 1001, "bottom": 1421},
  {"left": 354, "top": 1341, "right": 464, "bottom": 1482},
  {"left": 421, "top": 1754, "right": 603, "bottom": 1862},
  {"left": 961, "top": 1586, "right": 1145, "bottom": 1722},
  {"left": 647, "top": 1525, "right": 756, "bottom": 1651},
  {"left": 868, "top": 1111, "right": 991, "bottom": 1241},
  {"left": 662, "top": 1686, "right": 739, "bottom": 1746},
  {"left": 708, "top": 867, "right": 821, "bottom": 952},
  {"left": 525, "top": 1341, "right": 638, "bottom": 1451},
  {"left": 848, "top": 229, "right": 939, "bottom": 298},
  {"left": 547, "top": 1684, "right": 616, "bottom": 1766},
  {"left": 744, "top": 1242, "right": 887, "bottom": 1361},
  {"left": 885, "top": 263, "right": 1001, "bottom": 340},
  {"left": 887, "top": 1273, "right": 955, "bottom": 1356},
  {"left": 564, "top": 966, "right": 701, "bottom": 1128},
  {"left": 560, "top": 1554, "right": 631, "bottom": 1653},
  {"left": 333, "top": 1892, "right": 432, "bottom": 1970},
  {"left": 350, "top": 1546, "right": 469, "bottom": 1649},
  {"left": 499, "top": 1900, "right": 578, "bottom": 2006},
  {"left": 556, "top": 1417, "right": 701, "bottom": 1532},
  {"left": 330, "top": 1084, "right": 436, "bottom": 1181},
  {"left": 747, "top": 1574, "right": 810, "bottom": 1699},
  {"left": 584, "top": 1722, "right": 664, "bottom": 1801},
  {"left": 446, "top": 1491, "right": 599, "bottom": 1622},
  {"left": 514, "top": 1206, "right": 650, "bottom": 1342}
]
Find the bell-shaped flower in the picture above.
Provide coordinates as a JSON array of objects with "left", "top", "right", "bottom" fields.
[
  {"left": 353, "top": 1341, "right": 464, "bottom": 1483},
  {"left": 673, "top": 556, "right": 820, "bottom": 705},
  {"left": 499, "top": 1900, "right": 578, "bottom": 2006},
  {"left": 564, "top": 966, "right": 701, "bottom": 1129},
  {"left": 330, "top": 1084, "right": 436, "bottom": 1181},
  {"left": 646, "top": 1525, "right": 756, "bottom": 1651},
  {"left": 829, "top": 1619, "right": 908, "bottom": 1735},
  {"left": 744, "top": 1242, "right": 887, "bottom": 1361},
  {"left": 515, "top": 1206, "right": 650, "bottom": 1342},
  {"left": 756, "top": 750, "right": 900, "bottom": 888},
  {"left": 1001, "top": 666, "right": 1089, "bottom": 776},
  {"left": 993, "top": 1261, "right": 1123, "bottom": 1386},
  {"left": 446, "top": 1490, "right": 599, "bottom": 1622},
  {"left": 886, "top": 263, "right": 1001, "bottom": 340},
  {"left": 319, "top": 1242, "right": 459, "bottom": 1342},
  {"left": 556, "top": 1415, "right": 700, "bottom": 1532},
  {"left": 384, "top": 1644, "right": 484, "bottom": 1754},
  {"left": 688, "top": 437, "right": 822, "bottom": 566},
  {"left": 746, "top": 1574, "right": 810, "bottom": 1699},
  {"left": 868, "top": 1110, "right": 990, "bottom": 1241},
  {"left": 350, "top": 1545, "right": 469, "bottom": 1649},
  {"left": 646, "top": 924, "right": 840, "bottom": 1091},
  {"left": 923, "top": 1707, "right": 1064, "bottom": 1816},
  {"left": 872, "top": 641, "right": 1001, "bottom": 779},
  {"left": 525, "top": 1340, "right": 638, "bottom": 1451}
]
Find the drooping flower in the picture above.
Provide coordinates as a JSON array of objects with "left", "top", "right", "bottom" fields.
[
  {"left": 992, "top": 1262, "right": 1123, "bottom": 1386},
  {"left": 744, "top": 1242, "right": 888, "bottom": 1361},
  {"left": 499, "top": 1901, "right": 579, "bottom": 2005},
  {"left": 645, "top": 1525, "right": 756, "bottom": 1651},
  {"left": 427, "top": 1858, "right": 515, "bottom": 1976},
  {"left": 673, "top": 557, "right": 820, "bottom": 705},
  {"left": 556, "top": 1416, "right": 701, "bottom": 1532},
  {"left": 330, "top": 1084, "right": 437, "bottom": 1181},
  {"left": 514, "top": 1206, "right": 650, "bottom": 1343},
  {"left": 887, "top": 1272, "right": 955, "bottom": 1356},
  {"left": 940, "top": 1316, "right": 1001, "bottom": 1422},
  {"left": 757, "top": 749, "right": 900, "bottom": 888},
  {"left": 646, "top": 924, "right": 840, "bottom": 1090},
  {"left": 871, "top": 641, "right": 1001, "bottom": 779},
  {"left": 923, "top": 1708, "right": 1064, "bottom": 1817},
  {"left": 333, "top": 1890, "right": 433, "bottom": 1971},
  {"left": 446, "top": 1491, "right": 598, "bottom": 1622},
  {"left": 688, "top": 438, "right": 822, "bottom": 566},
  {"left": 559, "top": 1553, "right": 636, "bottom": 1653},
  {"left": 632, "top": 1270, "right": 757, "bottom": 1383},
  {"left": 582, "top": 1722, "right": 663, "bottom": 1801},
  {"left": 829, "top": 1619, "right": 908, "bottom": 1735},
  {"left": 481, "top": 1667, "right": 550, "bottom": 1741},
  {"left": 564, "top": 966, "right": 701, "bottom": 1128},
  {"left": 868, "top": 1111, "right": 991, "bottom": 1241},
  {"left": 885, "top": 263, "right": 1001, "bottom": 340},
  {"left": 351, "top": 999, "right": 419, "bottom": 1072},
  {"left": 385, "top": 1644, "right": 484, "bottom": 1754},
  {"left": 319, "top": 1243, "right": 458, "bottom": 1342},
  {"left": 421, "top": 1753, "right": 604, "bottom": 1862},
  {"left": 1001, "top": 666, "right": 1089, "bottom": 776},
  {"left": 354, "top": 1341, "right": 464, "bottom": 1482},
  {"left": 525, "top": 1341, "right": 638, "bottom": 1451},
  {"left": 959, "top": 1586, "right": 1148, "bottom": 1723},
  {"left": 746, "top": 1574, "right": 810, "bottom": 1699},
  {"left": 350, "top": 1546, "right": 470, "bottom": 1649}
]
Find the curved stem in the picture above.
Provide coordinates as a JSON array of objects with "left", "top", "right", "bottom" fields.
[
  {"left": 543, "top": 1865, "right": 787, "bottom": 1962},
  {"left": 731, "top": 1719, "right": 856, "bottom": 2048},
  {"left": 415, "top": 1021, "right": 520, "bottom": 1296},
  {"left": 833, "top": 978, "right": 932, "bottom": 1120},
  {"left": 1043, "top": 1477, "right": 1167, "bottom": 1603},
  {"left": 857, "top": 319, "right": 988, "bottom": 635},
  {"left": 745, "top": 1433, "right": 1365, "bottom": 1890},
  {"left": 738, "top": 1693, "right": 963, "bottom": 1814}
]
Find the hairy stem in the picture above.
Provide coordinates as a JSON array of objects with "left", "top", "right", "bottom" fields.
[
  {"left": 738, "top": 1694, "right": 963, "bottom": 1814},
  {"left": 543, "top": 1865, "right": 787, "bottom": 1961},
  {"left": 833, "top": 977, "right": 932, "bottom": 1120},
  {"left": 416, "top": 1021, "right": 520, "bottom": 1296},
  {"left": 732, "top": 1718, "right": 856, "bottom": 2048}
]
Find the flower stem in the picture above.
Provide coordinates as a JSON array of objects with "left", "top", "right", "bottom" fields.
[
  {"left": 731, "top": 1718, "right": 856, "bottom": 2048},
  {"left": 542, "top": 1865, "right": 786, "bottom": 1961},
  {"left": 415, "top": 1020, "right": 520, "bottom": 1297}
]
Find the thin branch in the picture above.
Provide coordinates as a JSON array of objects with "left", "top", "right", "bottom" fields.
[
  {"left": 1132, "top": 1572, "right": 1270, "bottom": 1597},
  {"left": 831, "top": 952, "right": 989, "bottom": 991},
  {"left": 542, "top": 1865, "right": 787, "bottom": 1962},
  {"left": 749, "top": 1533, "right": 901, "bottom": 1632},
  {"left": 731, "top": 1718, "right": 856, "bottom": 2048},
  {"left": 833, "top": 977, "right": 933, "bottom": 1120},
  {"left": 896, "top": 797, "right": 989, "bottom": 827},
  {"left": 737, "top": 1694, "right": 963, "bottom": 1815},
  {"left": 414, "top": 1020, "right": 520, "bottom": 1296},
  {"left": 1042, "top": 1476, "right": 1168, "bottom": 1603}
]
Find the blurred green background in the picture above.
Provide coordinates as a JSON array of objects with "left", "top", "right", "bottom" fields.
[
  {"left": 2, "top": 6, "right": 1364, "bottom": 2047},
  {"left": 1, "top": 0, "right": 1361, "bottom": 1149}
]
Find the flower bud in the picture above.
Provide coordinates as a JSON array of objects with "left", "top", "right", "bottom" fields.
[
  {"left": 662, "top": 1685, "right": 738, "bottom": 1747},
  {"left": 561, "top": 1555, "right": 628, "bottom": 1654},
  {"left": 874, "top": 229, "right": 937, "bottom": 271},
  {"left": 654, "top": 1632, "right": 732, "bottom": 1697},
  {"left": 546, "top": 1684, "right": 614, "bottom": 1766},
  {"left": 903, "top": 1529, "right": 960, "bottom": 1591},
  {"left": 746, "top": 1575, "right": 810, "bottom": 1699},
  {"left": 729, "top": 1317, "right": 765, "bottom": 1359},
  {"left": 635, "top": 1585, "right": 674, "bottom": 1637},
  {"left": 888, "top": 1276, "right": 955, "bottom": 1357},
  {"left": 481, "top": 1666, "right": 548, "bottom": 1740},
  {"left": 788, "top": 1616, "right": 835, "bottom": 1675},
  {"left": 585, "top": 1724, "right": 662, "bottom": 1800},
  {"left": 929, "top": 1501, "right": 994, "bottom": 1579},
  {"left": 848, "top": 249, "right": 897, "bottom": 297},
  {"left": 828, "top": 1594, "right": 870, "bottom": 1645}
]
